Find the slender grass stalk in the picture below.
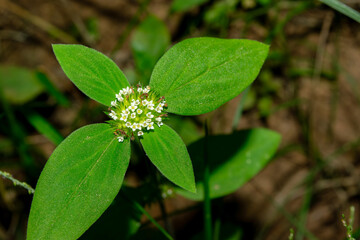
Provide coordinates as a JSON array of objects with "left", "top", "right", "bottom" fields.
[
  {"left": 120, "top": 192, "right": 174, "bottom": 240},
  {"left": 0, "top": 170, "right": 34, "bottom": 194},
  {"left": 203, "top": 120, "right": 212, "bottom": 240}
]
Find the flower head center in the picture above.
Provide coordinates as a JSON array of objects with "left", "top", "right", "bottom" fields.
[{"left": 107, "top": 85, "right": 167, "bottom": 142}]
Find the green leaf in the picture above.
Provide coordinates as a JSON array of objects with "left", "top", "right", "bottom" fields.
[
  {"left": 150, "top": 38, "right": 269, "bottom": 115},
  {"left": 27, "top": 123, "right": 131, "bottom": 240},
  {"left": 171, "top": 0, "right": 210, "bottom": 12},
  {"left": 131, "top": 15, "right": 170, "bottom": 83},
  {"left": 141, "top": 125, "right": 196, "bottom": 193},
  {"left": 320, "top": 0, "right": 360, "bottom": 23},
  {"left": 26, "top": 112, "right": 64, "bottom": 145},
  {"left": 52, "top": 44, "right": 130, "bottom": 106},
  {"left": 177, "top": 128, "right": 281, "bottom": 200},
  {"left": 0, "top": 66, "right": 44, "bottom": 104}
]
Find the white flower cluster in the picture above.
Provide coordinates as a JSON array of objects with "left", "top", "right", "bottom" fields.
[{"left": 108, "top": 85, "right": 167, "bottom": 142}]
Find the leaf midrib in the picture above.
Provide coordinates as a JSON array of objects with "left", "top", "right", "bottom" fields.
[{"left": 46, "top": 137, "right": 116, "bottom": 237}]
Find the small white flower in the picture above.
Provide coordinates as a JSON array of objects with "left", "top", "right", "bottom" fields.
[
  {"left": 143, "top": 86, "right": 150, "bottom": 94},
  {"left": 142, "top": 100, "right": 148, "bottom": 106},
  {"left": 109, "top": 110, "right": 118, "bottom": 120},
  {"left": 117, "top": 136, "right": 124, "bottom": 142},
  {"left": 146, "top": 112, "right": 154, "bottom": 118},
  {"left": 135, "top": 123, "right": 141, "bottom": 130},
  {"left": 155, "top": 106, "right": 163, "bottom": 113},
  {"left": 155, "top": 117, "right": 162, "bottom": 122},
  {"left": 130, "top": 113, "right": 136, "bottom": 119},
  {"left": 137, "top": 88, "right": 143, "bottom": 93},
  {"left": 125, "top": 122, "right": 132, "bottom": 128},
  {"left": 147, "top": 101, "right": 155, "bottom": 110},
  {"left": 116, "top": 94, "right": 124, "bottom": 102},
  {"left": 120, "top": 115, "right": 127, "bottom": 121},
  {"left": 129, "top": 105, "right": 138, "bottom": 112},
  {"left": 147, "top": 122, "right": 154, "bottom": 130},
  {"left": 131, "top": 124, "right": 137, "bottom": 131},
  {"left": 157, "top": 122, "right": 163, "bottom": 127},
  {"left": 131, "top": 99, "right": 140, "bottom": 105},
  {"left": 136, "top": 109, "right": 143, "bottom": 114},
  {"left": 146, "top": 118, "right": 152, "bottom": 123},
  {"left": 111, "top": 100, "right": 117, "bottom": 106},
  {"left": 138, "top": 131, "right": 144, "bottom": 136},
  {"left": 140, "top": 121, "right": 148, "bottom": 127},
  {"left": 122, "top": 109, "right": 130, "bottom": 115}
]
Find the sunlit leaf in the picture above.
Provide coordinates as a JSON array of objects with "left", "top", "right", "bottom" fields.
[
  {"left": 150, "top": 38, "right": 269, "bottom": 115},
  {"left": 141, "top": 124, "right": 196, "bottom": 193},
  {"left": 27, "top": 124, "right": 131, "bottom": 239},
  {"left": 53, "top": 44, "right": 130, "bottom": 106}
]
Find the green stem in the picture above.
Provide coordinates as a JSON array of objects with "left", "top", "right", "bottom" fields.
[
  {"left": 121, "top": 191, "right": 173, "bottom": 240},
  {"left": 203, "top": 120, "right": 212, "bottom": 240}
]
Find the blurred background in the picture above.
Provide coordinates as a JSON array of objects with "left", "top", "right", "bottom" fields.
[{"left": 0, "top": 0, "right": 360, "bottom": 239}]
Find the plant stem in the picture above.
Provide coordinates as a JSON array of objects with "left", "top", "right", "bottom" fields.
[
  {"left": 203, "top": 120, "right": 212, "bottom": 240},
  {"left": 121, "top": 192, "right": 174, "bottom": 240},
  {"left": 0, "top": 170, "right": 34, "bottom": 194}
]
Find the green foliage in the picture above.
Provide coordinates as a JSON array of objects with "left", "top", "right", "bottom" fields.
[
  {"left": 177, "top": 128, "right": 281, "bottom": 200},
  {"left": 150, "top": 38, "right": 269, "bottom": 115},
  {"left": 27, "top": 124, "right": 131, "bottom": 240},
  {"left": 131, "top": 15, "right": 170, "bottom": 83},
  {"left": 141, "top": 125, "right": 196, "bottom": 193},
  {"left": 27, "top": 37, "right": 271, "bottom": 239},
  {"left": 0, "top": 66, "right": 44, "bottom": 104},
  {"left": 52, "top": 44, "right": 130, "bottom": 106},
  {"left": 26, "top": 112, "right": 64, "bottom": 145},
  {"left": 171, "top": 0, "right": 210, "bottom": 12},
  {"left": 320, "top": 0, "right": 360, "bottom": 23}
]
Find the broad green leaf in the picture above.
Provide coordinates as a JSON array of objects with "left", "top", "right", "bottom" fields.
[
  {"left": 53, "top": 44, "right": 130, "bottom": 106},
  {"left": 177, "top": 128, "right": 281, "bottom": 200},
  {"left": 171, "top": 0, "right": 209, "bottom": 12},
  {"left": 0, "top": 66, "right": 44, "bottom": 104},
  {"left": 320, "top": 0, "right": 360, "bottom": 23},
  {"left": 131, "top": 15, "right": 170, "bottom": 83},
  {"left": 150, "top": 38, "right": 269, "bottom": 115},
  {"left": 27, "top": 123, "right": 131, "bottom": 240},
  {"left": 80, "top": 187, "right": 142, "bottom": 240},
  {"left": 26, "top": 112, "right": 64, "bottom": 145},
  {"left": 141, "top": 124, "right": 196, "bottom": 193}
]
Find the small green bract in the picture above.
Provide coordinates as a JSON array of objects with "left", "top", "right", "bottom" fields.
[{"left": 108, "top": 85, "right": 167, "bottom": 142}]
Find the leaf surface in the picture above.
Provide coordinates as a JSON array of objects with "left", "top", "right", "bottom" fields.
[
  {"left": 27, "top": 123, "right": 131, "bottom": 240},
  {"left": 53, "top": 44, "right": 129, "bottom": 106},
  {"left": 141, "top": 125, "right": 196, "bottom": 193},
  {"left": 177, "top": 128, "right": 281, "bottom": 200},
  {"left": 150, "top": 38, "right": 269, "bottom": 115}
]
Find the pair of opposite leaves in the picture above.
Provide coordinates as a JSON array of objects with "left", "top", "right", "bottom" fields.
[{"left": 27, "top": 37, "right": 269, "bottom": 240}]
